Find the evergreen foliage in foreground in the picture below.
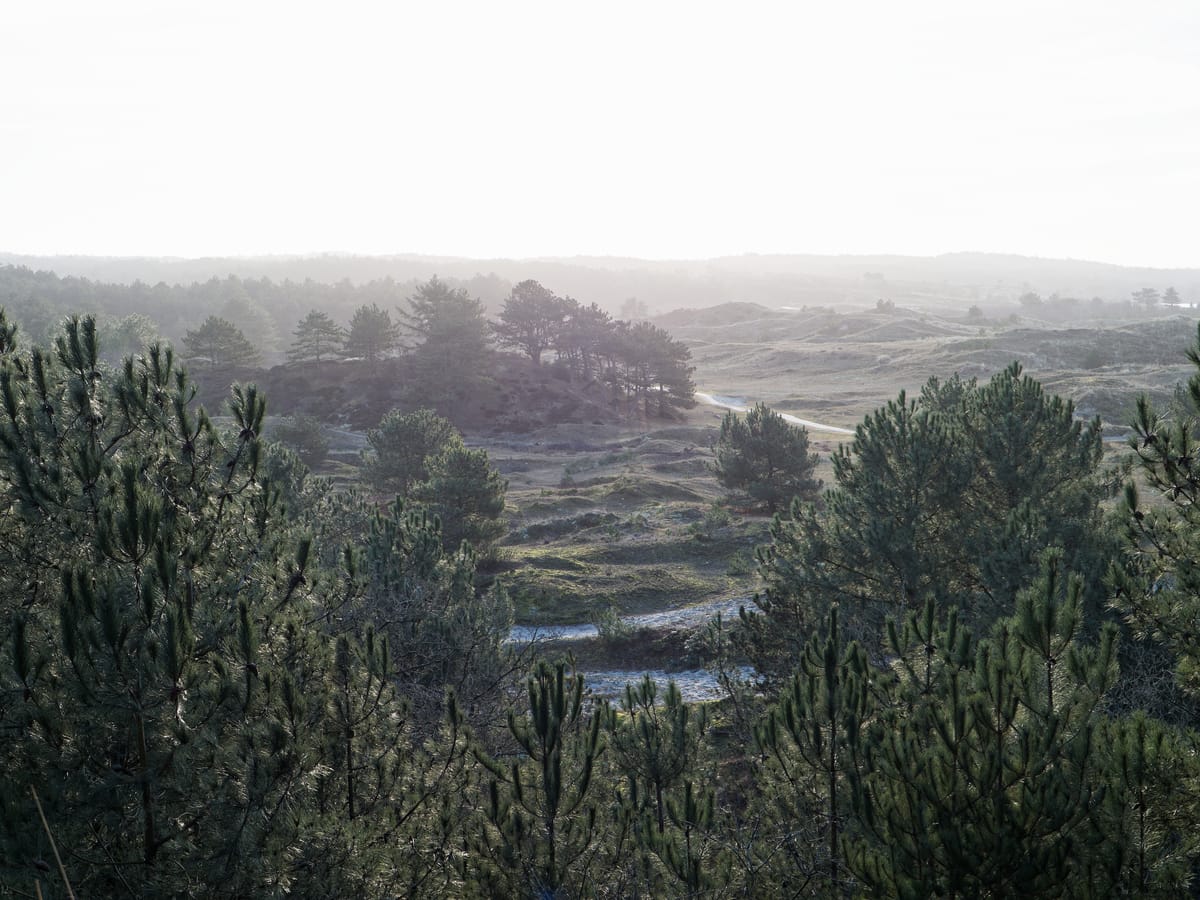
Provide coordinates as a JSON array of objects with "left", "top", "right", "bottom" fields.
[{"left": 745, "top": 364, "right": 1113, "bottom": 679}]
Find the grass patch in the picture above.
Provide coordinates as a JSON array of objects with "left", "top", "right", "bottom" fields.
[
  {"left": 506, "top": 557, "right": 737, "bottom": 625},
  {"left": 591, "top": 474, "right": 708, "bottom": 504}
]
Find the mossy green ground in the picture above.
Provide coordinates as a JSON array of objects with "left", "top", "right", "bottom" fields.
[{"left": 488, "top": 423, "right": 784, "bottom": 625}]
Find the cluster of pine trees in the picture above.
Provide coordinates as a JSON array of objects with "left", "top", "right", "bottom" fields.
[
  {"left": 183, "top": 276, "right": 696, "bottom": 418},
  {"left": 3, "top": 313, "right": 1200, "bottom": 897},
  {"left": 493, "top": 280, "right": 695, "bottom": 416},
  {"left": 0, "top": 267, "right": 696, "bottom": 421}
]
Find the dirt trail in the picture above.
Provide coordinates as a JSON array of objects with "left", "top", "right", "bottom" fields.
[
  {"left": 580, "top": 666, "right": 754, "bottom": 702},
  {"left": 508, "top": 596, "right": 748, "bottom": 644},
  {"left": 695, "top": 392, "right": 855, "bottom": 435},
  {"left": 509, "top": 597, "right": 754, "bottom": 702}
]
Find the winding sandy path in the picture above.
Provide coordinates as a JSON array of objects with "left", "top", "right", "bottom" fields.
[
  {"left": 508, "top": 597, "right": 748, "bottom": 644},
  {"left": 509, "top": 598, "right": 753, "bottom": 702},
  {"left": 695, "top": 392, "right": 855, "bottom": 435}
]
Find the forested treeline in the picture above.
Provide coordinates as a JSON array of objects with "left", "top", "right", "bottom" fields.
[
  {"left": 0, "top": 264, "right": 433, "bottom": 356},
  {"left": 3, "top": 313, "right": 1200, "bottom": 897},
  {"left": 0, "top": 266, "right": 696, "bottom": 421}
]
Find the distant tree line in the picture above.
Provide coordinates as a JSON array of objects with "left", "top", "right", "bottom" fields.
[
  {"left": 1016, "top": 285, "right": 1188, "bottom": 313},
  {"left": 0, "top": 266, "right": 695, "bottom": 420},
  {"left": 0, "top": 265, "right": 499, "bottom": 364}
]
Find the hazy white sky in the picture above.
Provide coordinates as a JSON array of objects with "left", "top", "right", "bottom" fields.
[{"left": 2, "top": 1, "right": 1198, "bottom": 266}]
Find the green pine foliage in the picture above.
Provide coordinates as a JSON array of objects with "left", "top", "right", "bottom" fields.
[
  {"left": 413, "top": 444, "right": 509, "bottom": 555},
  {"left": 747, "top": 364, "right": 1111, "bottom": 679},
  {"left": 362, "top": 407, "right": 462, "bottom": 497},
  {"left": 1114, "top": 322, "right": 1200, "bottom": 702},
  {"left": 358, "top": 498, "right": 513, "bottom": 711},
  {"left": 846, "top": 557, "right": 1120, "bottom": 896},
  {"left": 361, "top": 408, "right": 508, "bottom": 555},
  {"left": 344, "top": 303, "right": 400, "bottom": 362},
  {"left": 0, "top": 318, "right": 318, "bottom": 892},
  {"left": 713, "top": 401, "right": 821, "bottom": 513},
  {"left": 753, "top": 606, "right": 876, "bottom": 895},
  {"left": 470, "top": 661, "right": 610, "bottom": 897},
  {"left": 182, "top": 314, "right": 261, "bottom": 367},
  {"left": 607, "top": 677, "right": 728, "bottom": 897},
  {"left": 288, "top": 309, "right": 347, "bottom": 363},
  {"left": 0, "top": 315, "right": 501, "bottom": 896}
]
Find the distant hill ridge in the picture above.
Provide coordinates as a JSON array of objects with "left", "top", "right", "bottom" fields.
[{"left": 3, "top": 251, "right": 1198, "bottom": 314}]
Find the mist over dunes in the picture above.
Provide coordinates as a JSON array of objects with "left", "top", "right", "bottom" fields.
[{"left": 4, "top": 250, "right": 1198, "bottom": 316}]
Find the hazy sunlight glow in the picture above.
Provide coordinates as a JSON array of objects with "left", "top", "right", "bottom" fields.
[{"left": 2, "top": 0, "right": 1198, "bottom": 267}]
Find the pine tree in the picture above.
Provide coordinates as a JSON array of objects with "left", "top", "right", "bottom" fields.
[
  {"left": 413, "top": 444, "right": 508, "bottom": 555},
  {"left": 288, "top": 309, "right": 346, "bottom": 363},
  {"left": 608, "top": 320, "right": 696, "bottom": 417},
  {"left": 553, "top": 299, "right": 612, "bottom": 381},
  {"left": 343, "top": 303, "right": 399, "bottom": 362},
  {"left": 1094, "top": 712, "right": 1199, "bottom": 894},
  {"left": 845, "top": 556, "right": 1119, "bottom": 896},
  {"left": 1114, "top": 321, "right": 1200, "bottom": 704},
  {"left": 358, "top": 497, "right": 513, "bottom": 712},
  {"left": 182, "top": 314, "right": 261, "bottom": 366},
  {"left": 748, "top": 366, "right": 1109, "bottom": 678},
  {"left": 752, "top": 606, "right": 875, "bottom": 895},
  {"left": 402, "top": 276, "right": 491, "bottom": 361},
  {"left": 0, "top": 319, "right": 307, "bottom": 892},
  {"left": 0, "top": 315, "right": 481, "bottom": 896},
  {"left": 400, "top": 277, "right": 493, "bottom": 406},
  {"left": 493, "top": 279, "right": 571, "bottom": 364},
  {"left": 714, "top": 402, "right": 821, "bottom": 513},
  {"left": 472, "top": 661, "right": 610, "bottom": 897},
  {"left": 609, "top": 677, "right": 727, "bottom": 897},
  {"left": 361, "top": 407, "right": 462, "bottom": 498}
]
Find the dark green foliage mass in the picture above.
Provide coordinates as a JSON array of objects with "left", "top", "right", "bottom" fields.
[
  {"left": 0, "top": 314, "right": 504, "bottom": 896},
  {"left": 471, "top": 660, "right": 610, "bottom": 897},
  {"left": 344, "top": 302, "right": 399, "bottom": 362},
  {"left": 847, "top": 558, "right": 1119, "bottom": 896},
  {"left": 182, "top": 314, "right": 261, "bottom": 367},
  {"left": 361, "top": 407, "right": 507, "bottom": 555},
  {"left": 413, "top": 444, "right": 509, "bottom": 555},
  {"left": 1115, "top": 322, "right": 1200, "bottom": 704},
  {"left": 362, "top": 406, "right": 462, "bottom": 497},
  {"left": 608, "top": 677, "right": 727, "bottom": 897},
  {"left": 747, "top": 364, "right": 1111, "bottom": 677},
  {"left": 753, "top": 606, "right": 876, "bottom": 894},
  {"left": 288, "top": 308, "right": 346, "bottom": 363},
  {"left": 714, "top": 401, "right": 821, "bottom": 513},
  {"left": 0, "top": 317, "right": 320, "bottom": 892}
]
